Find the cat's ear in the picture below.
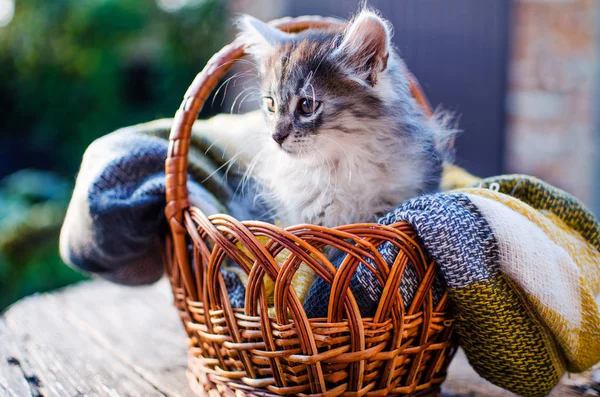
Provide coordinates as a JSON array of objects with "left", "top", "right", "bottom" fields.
[
  {"left": 334, "top": 10, "right": 392, "bottom": 85},
  {"left": 236, "top": 15, "right": 293, "bottom": 58}
]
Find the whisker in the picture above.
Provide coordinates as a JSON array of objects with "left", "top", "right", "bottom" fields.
[
  {"left": 211, "top": 58, "right": 260, "bottom": 74},
  {"left": 236, "top": 90, "right": 261, "bottom": 113},
  {"left": 222, "top": 132, "right": 265, "bottom": 160},
  {"left": 201, "top": 134, "right": 259, "bottom": 184},
  {"left": 203, "top": 132, "right": 264, "bottom": 157},
  {"left": 203, "top": 134, "right": 237, "bottom": 155},
  {"left": 230, "top": 86, "right": 255, "bottom": 115},
  {"left": 200, "top": 152, "right": 243, "bottom": 184},
  {"left": 236, "top": 147, "right": 266, "bottom": 197},
  {"left": 211, "top": 70, "right": 257, "bottom": 108},
  {"left": 300, "top": 70, "right": 314, "bottom": 96},
  {"left": 233, "top": 58, "right": 261, "bottom": 70}
]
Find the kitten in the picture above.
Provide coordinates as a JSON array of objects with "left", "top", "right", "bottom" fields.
[{"left": 237, "top": 8, "right": 454, "bottom": 227}]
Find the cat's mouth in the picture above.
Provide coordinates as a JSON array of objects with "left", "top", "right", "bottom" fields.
[
  {"left": 280, "top": 145, "right": 302, "bottom": 157},
  {"left": 274, "top": 135, "right": 315, "bottom": 159},
  {"left": 280, "top": 142, "right": 314, "bottom": 159}
]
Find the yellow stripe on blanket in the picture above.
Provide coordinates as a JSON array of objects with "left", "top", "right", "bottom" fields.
[{"left": 462, "top": 187, "right": 600, "bottom": 372}]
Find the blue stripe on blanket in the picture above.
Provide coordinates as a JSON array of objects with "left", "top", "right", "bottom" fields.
[{"left": 60, "top": 125, "right": 274, "bottom": 288}]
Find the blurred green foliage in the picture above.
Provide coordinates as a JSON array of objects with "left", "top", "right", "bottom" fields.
[
  {"left": 0, "top": 0, "right": 227, "bottom": 310},
  {"left": 0, "top": 0, "right": 227, "bottom": 172},
  {"left": 0, "top": 170, "right": 84, "bottom": 309}
]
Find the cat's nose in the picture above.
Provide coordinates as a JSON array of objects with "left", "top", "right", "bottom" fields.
[{"left": 272, "top": 131, "right": 290, "bottom": 145}]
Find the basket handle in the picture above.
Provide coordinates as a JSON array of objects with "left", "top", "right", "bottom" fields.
[{"left": 165, "top": 15, "right": 433, "bottom": 229}]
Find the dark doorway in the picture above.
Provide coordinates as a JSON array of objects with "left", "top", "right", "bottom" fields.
[{"left": 287, "top": 0, "right": 512, "bottom": 177}]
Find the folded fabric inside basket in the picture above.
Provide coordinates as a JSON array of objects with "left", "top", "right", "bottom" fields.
[{"left": 60, "top": 111, "right": 600, "bottom": 397}]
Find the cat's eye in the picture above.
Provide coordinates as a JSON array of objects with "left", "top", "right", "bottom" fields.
[
  {"left": 264, "top": 97, "right": 276, "bottom": 113},
  {"left": 298, "top": 98, "right": 321, "bottom": 116}
]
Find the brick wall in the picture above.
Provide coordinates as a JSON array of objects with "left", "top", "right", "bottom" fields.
[{"left": 506, "top": 0, "right": 598, "bottom": 209}]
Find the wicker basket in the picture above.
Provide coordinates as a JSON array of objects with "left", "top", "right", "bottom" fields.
[{"left": 164, "top": 16, "right": 457, "bottom": 397}]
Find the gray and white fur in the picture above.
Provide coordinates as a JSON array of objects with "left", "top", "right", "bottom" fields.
[{"left": 237, "top": 8, "right": 455, "bottom": 227}]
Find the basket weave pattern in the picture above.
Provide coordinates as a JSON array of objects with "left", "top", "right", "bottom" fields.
[{"left": 164, "top": 16, "right": 456, "bottom": 397}]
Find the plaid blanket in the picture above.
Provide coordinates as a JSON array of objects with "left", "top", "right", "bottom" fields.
[{"left": 60, "top": 111, "right": 600, "bottom": 397}]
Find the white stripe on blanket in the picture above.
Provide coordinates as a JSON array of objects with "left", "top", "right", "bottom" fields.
[{"left": 466, "top": 194, "right": 583, "bottom": 329}]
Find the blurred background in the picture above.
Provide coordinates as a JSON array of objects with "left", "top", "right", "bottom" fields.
[{"left": 0, "top": 0, "right": 598, "bottom": 310}]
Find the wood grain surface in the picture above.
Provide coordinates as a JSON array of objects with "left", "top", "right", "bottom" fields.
[{"left": 0, "top": 279, "right": 597, "bottom": 397}]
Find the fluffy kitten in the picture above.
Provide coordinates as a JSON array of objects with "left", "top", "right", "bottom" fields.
[{"left": 237, "top": 9, "right": 453, "bottom": 227}]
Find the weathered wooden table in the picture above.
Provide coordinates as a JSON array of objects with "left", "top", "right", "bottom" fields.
[{"left": 1, "top": 279, "right": 597, "bottom": 397}]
